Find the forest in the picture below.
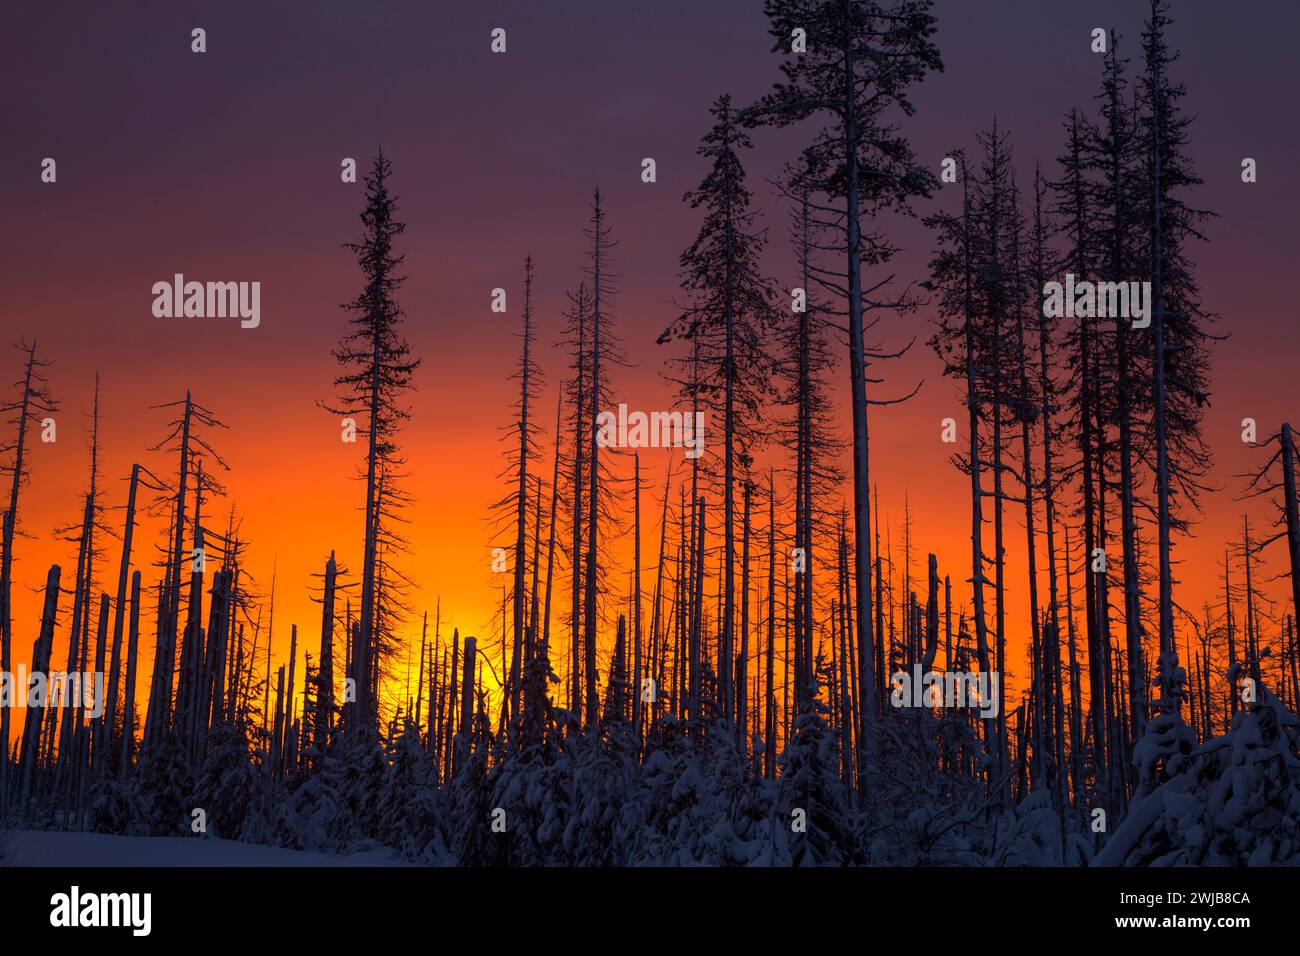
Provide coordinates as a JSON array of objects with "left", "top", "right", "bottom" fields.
[{"left": 2, "top": 0, "right": 1299, "bottom": 867}]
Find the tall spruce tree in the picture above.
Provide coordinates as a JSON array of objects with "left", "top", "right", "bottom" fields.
[
  {"left": 660, "top": 94, "right": 775, "bottom": 729},
  {"left": 323, "top": 149, "right": 421, "bottom": 730},
  {"left": 1089, "top": 33, "right": 1150, "bottom": 746},
  {"left": 748, "top": 0, "right": 942, "bottom": 798},
  {"left": 1138, "top": 0, "right": 1214, "bottom": 682}
]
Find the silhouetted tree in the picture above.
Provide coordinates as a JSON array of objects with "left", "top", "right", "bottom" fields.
[
  {"left": 660, "top": 95, "right": 775, "bottom": 728},
  {"left": 0, "top": 340, "right": 56, "bottom": 805},
  {"left": 322, "top": 149, "right": 421, "bottom": 729},
  {"left": 748, "top": 0, "right": 942, "bottom": 795}
]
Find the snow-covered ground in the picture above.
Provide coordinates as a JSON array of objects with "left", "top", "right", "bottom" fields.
[{"left": 3, "top": 830, "right": 414, "bottom": 867}]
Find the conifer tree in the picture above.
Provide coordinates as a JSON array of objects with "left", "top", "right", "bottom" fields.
[
  {"left": 1138, "top": 0, "right": 1214, "bottom": 680},
  {"left": 660, "top": 94, "right": 774, "bottom": 727},
  {"left": 748, "top": 0, "right": 942, "bottom": 793},
  {"left": 322, "top": 149, "right": 421, "bottom": 729},
  {"left": 1090, "top": 33, "right": 1150, "bottom": 744},
  {"left": 491, "top": 256, "right": 544, "bottom": 726}
]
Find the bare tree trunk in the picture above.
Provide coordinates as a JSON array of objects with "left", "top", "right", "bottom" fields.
[
  {"left": 529, "top": 478, "right": 542, "bottom": 670},
  {"left": 1148, "top": 38, "right": 1177, "bottom": 678},
  {"left": 1063, "top": 524, "right": 1084, "bottom": 802},
  {"left": 317, "top": 553, "right": 337, "bottom": 756},
  {"left": 1243, "top": 518, "right": 1260, "bottom": 690},
  {"left": 737, "top": 479, "right": 751, "bottom": 744},
  {"left": 1281, "top": 424, "right": 1300, "bottom": 627},
  {"left": 844, "top": 77, "right": 878, "bottom": 801},
  {"left": 102, "top": 464, "right": 140, "bottom": 772},
  {"left": 959, "top": 171, "right": 994, "bottom": 790},
  {"left": 271, "top": 665, "right": 285, "bottom": 780},
  {"left": 721, "top": 212, "right": 737, "bottom": 730},
  {"left": 263, "top": 565, "right": 277, "bottom": 741},
  {"left": 837, "top": 524, "right": 853, "bottom": 787},
  {"left": 582, "top": 195, "right": 607, "bottom": 730},
  {"left": 455, "top": 635, "right": 477, "bottom": 776},
  {"left": 987, "top": 160, "right": 1010, "bottom": 799},
  {"left": 444, "top": 629, "right": 459, "bottom": 779},
  {"left": 414, "top": 609, "right": 426, "bottom": 734},
  {"left": 18, "top": 564, "right": 60, "bottom": 815},
  {"left": 1290, "top": 616, "right": 1299, "bottom": 717},
  {"left": 1013, "top": 230, "right": 1046, "bottom": 797},
  {"left": 1, "top": 343, "right": 42, "bottom": 801},
  {"left": 354, "top": 326, "right": 385, "bottom": 729},
  {"left": 765, "top": 475, "right": 776, "bottom": 778},
  {"left": 435, "top": 648, "right": 448, "bottom": 781},
  {"left": 542, "top": 395, "right": 562, "bottom": 668},
  {"left": 428, "top": 605, "right": 440, "bottom": 750},
  {"left": 1224, "top": 552, "right": 1237, "bottom": 719},
  {"left": 155, "top": 393, "right": 195, "bottom": 746},
  {"left": 690, "top": 498, "right": 706, "bottom": 723},
  {"left": 570, "top": 309, "right": 585, "bottom": 724},
  {"left": 783, "top": 530, "right": 791, "bottom": 745},
  {"left": 648, "top": 467, "right": 670, "bottom": 734},
  {"left": 632, "top": 453, "right": 643, "bottom": 744},
  {"left": 120, "top": 571, "right": 141, "bottom": 777},
  {"left": 1031, "top": 170, "right": 1070, "bottom": 817},
  {"left": 55, "top": 491, "right": 94, "bottom": 802},
  {"left": 89, "top": 593, "right": 109, "bottom": 779},
  {"left": 285, "top": 625, "right": 297, "bottom": 769},
  {"left": 875, "top": 494, "right": 885, "bottom": 720},
  {"left": 509, "top": 258, "right": 535, "bottom": 725}
]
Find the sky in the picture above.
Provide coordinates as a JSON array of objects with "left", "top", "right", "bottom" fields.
[{"left": 2, "top": 0, "right": 1298, "bottom": 723}]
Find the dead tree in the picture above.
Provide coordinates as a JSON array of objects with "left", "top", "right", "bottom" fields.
[{"left": 0, "top": 341, "right": 56, "bottom": 804}]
